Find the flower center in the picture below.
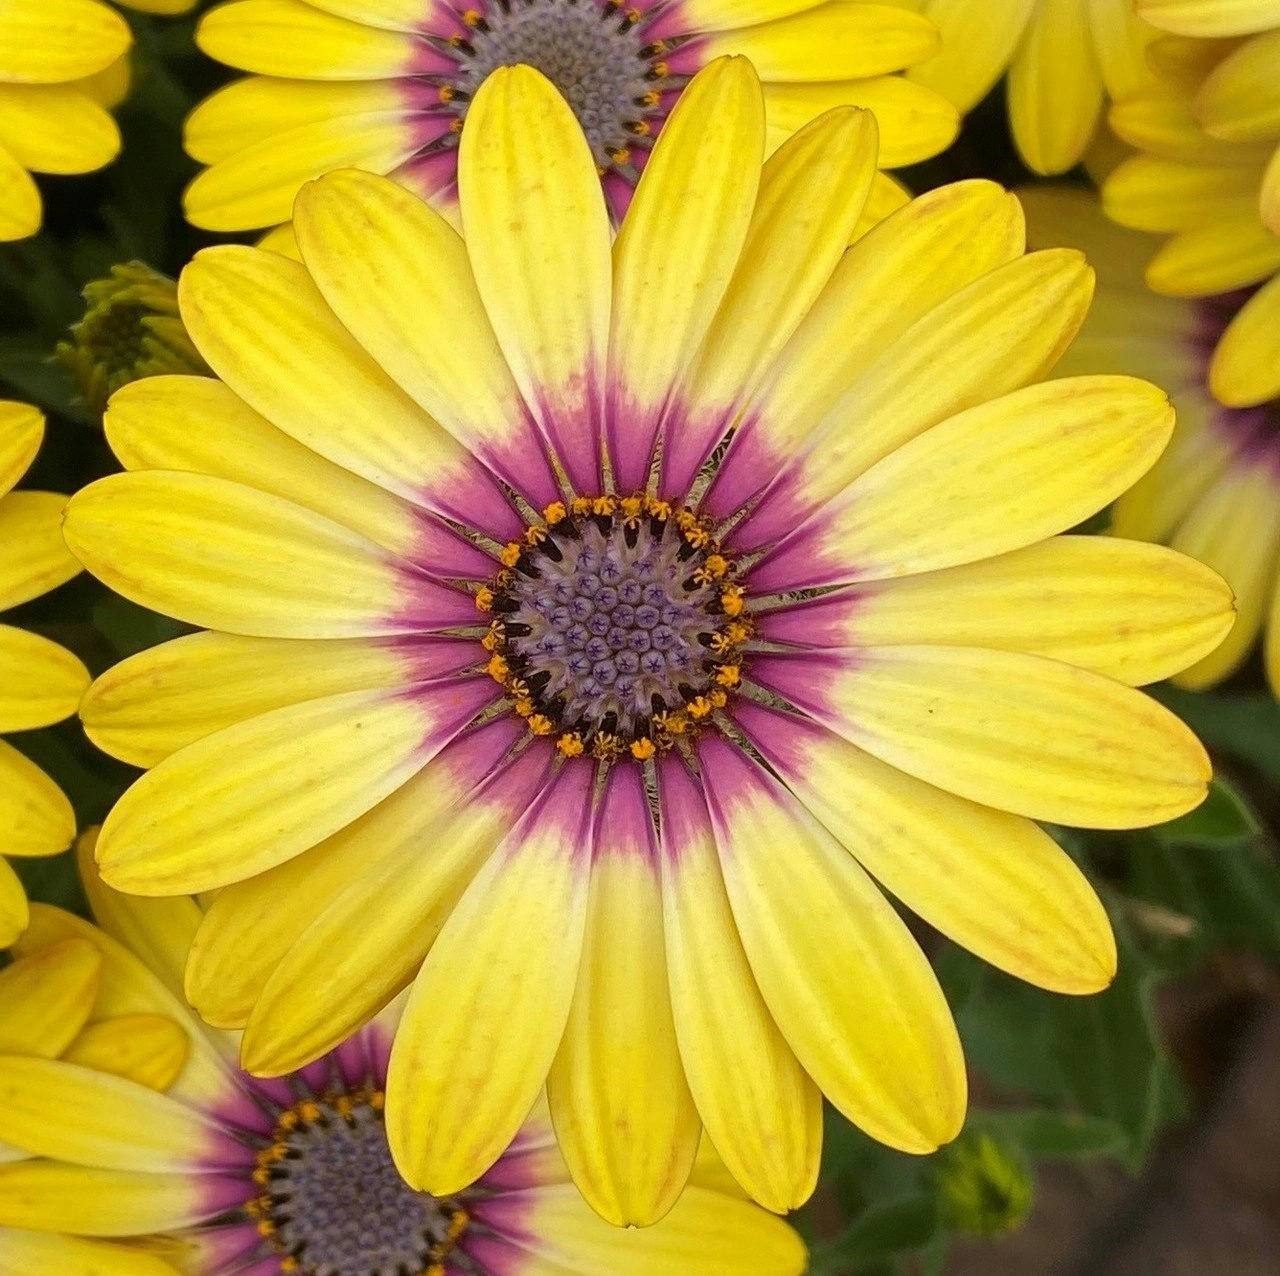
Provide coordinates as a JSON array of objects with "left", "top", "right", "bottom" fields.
[
  {"left": 441, "top": 0, "right": 672, "bottom": 170},
  {"left": 249, "top": 1088, "right": 467, "bottom": 1276},
  {"left": 478, "top": 495, "right": 749, "bottom": 760}
]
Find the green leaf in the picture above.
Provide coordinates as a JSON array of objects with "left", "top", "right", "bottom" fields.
[
  {"left": 809, "top": 1195, "right": 940, "bottom": 1271},
  {"left": 1153, "top": 775, "right": 1259, "bottom": 847},
  {"left": 1153, "top": 687, "right": 1280, "bottom": 784},
  {"left": 976, "top": 1109, "right": 1128, "bottom": 1160}
]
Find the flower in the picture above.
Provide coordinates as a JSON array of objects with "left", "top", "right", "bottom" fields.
[
  {"left": 0, "top": 0, "right": 135, "bottom": 240},
  {"left": 882, "top": 0, "right": 1163, "bottom": 174},
  {"left": 57, "top": 261, "right": 211, "bottom": 418},
  {"left": 1104, "top": 27, "right": 1280, "bottom": 408},
  {"left": 1024, "top": 183, "right": 1277, "bottom": 692},
  {"left": 66, "top": 58, "right": 1229, "bottom": 1223},
  {"left": 936, "top": 1130, "right": 1033, "bottom": 1237},
  {"left": 183, "top": 0, "right": 959, "bottom": 238},
  {"left": 0, "top": 839, "right": 806, "bottom": 1275},
  {"left": 0, "top": 401, "right": 89, "bottom": 945}
]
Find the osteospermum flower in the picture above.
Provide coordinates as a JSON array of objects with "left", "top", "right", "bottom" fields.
[
  {"left": 183, "top": 0, "right": 959, "bottom": 238},
  {"left": 0, "top": 847, "right": 805, "bottom": 1276},
  {"left": 66, "top": 59, "right": 1231, "bottom": 1223},
  {"left": 1104, "top": 27, "right": 1280, "bottom": 407},
  {"left": 0, "top": 402, "right": 88, "bottom": 945},
  {"left": 882, "top": 0, "right": 1162, "bottom": 174},
  {"left": 1026, "top": 183, "right": 1278, "bottom": 692}
]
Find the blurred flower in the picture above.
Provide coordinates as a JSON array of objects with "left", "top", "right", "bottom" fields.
[
  {"left": 182, "top": 0, "right": 960, "bottom": 239},
  {"left": 58, "top": 262, "right": 211, "bottom": 418},
  {"left": 66, "top": 58, "right": 1226, "bottom": 1224},
  {"left": 937, "top": 1130, "right": 1033, "bottom": 1237},
  {"left": 883, "top": 0, "right": 1163, "bottom": 174},
  {"left": 1025, "top": 183, "right": 1280, "bottom": 693},
  {"left": 0, "top": 402, "right": 88, "bottom": 944},
  {"left": 1105, "top": 29, "right": 1280, "bottom": 408},
  {"left": 1138, "top": 0, "right": 1280, "bottom": 37},
  {"left": 0, "top": 839, "right": 806, "bottom": 1275}
]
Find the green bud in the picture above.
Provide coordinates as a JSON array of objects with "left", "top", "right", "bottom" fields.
[
  {"left": 936, "top": 1129, "right": 1033, "bottom": 1237},
  {"left": 57, "top": 261, "right": 209, "bottom": 418}
]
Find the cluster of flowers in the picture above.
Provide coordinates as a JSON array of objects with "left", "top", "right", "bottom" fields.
[{"left": 1, "top": 0, "right": 1278, "bottom": 1271}]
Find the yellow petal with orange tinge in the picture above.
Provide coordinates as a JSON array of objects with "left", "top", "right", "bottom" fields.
[
  {"left": 81, "top": 632, "right": 416, "bottom": 768},
  {"left": 762, "top": 76, "right": 957, "bottom": 168},
  {"left": 242, "top": 789, "right": 511, "bottom": 1075},
  {"left": 683, "top": 107, "right": 879, "bottom": 424},
  {"left": 798, "top": 645, "right": 1210, "bottom": 828},
  {"left": 751, "top": 714, "right": 1116, "bottom": 994},
  {"left": 178, "top": 247, "right": 476, "bottom": 504},
  {"left": 64, "top": 1017, "right": 189, "bottom": 1092},
  {"left": 63, "top": 471, "right": 426, "bottom": 639},
  {"left": 184, "top": 75, "right": 404, "bottom": 165},
  {"left": 707, "top": 751, "right": 966, "bottom": 1153},
  {"left": 657, "top": 765, "right": 822, "bottom": 1213},
  {"left": 703, "top": 3, "right": 939, "bottom": 81},
  {"left": 512, "top": 1183, "right": 807, "bottom": 1276},
  {"left": 1197, "top": 30, "right": 1280, "bottom": 142},
  {"left": 903, "top": 0, "right": 1036, "bottom": 113},
  {"left": 548, "top": 825, "right": 701, "bottom": 1227},
  {"left": 0, "top": 0, "right": 131, "bottom": 84},
  {"left": 795, "top": 248, "right": 1096, "bottom": 507},
  {"left": 0, "top": 85, "right": 119, "bottom": 176},
  {"left": 1103, "top": 154, "right": 1266, "bottom": 233},
  {"left": 184, "top": 112, "right": 419, "bottom": 232},
  {"left": 95, "top": 687, "right": 462, "bottom": 895},
  {"left": 0, "top": 1162, "right": 216, "bottom": 1236},
  {"left": 609, "top": 59, "right": 764, "bottom": 427},
  {"left": 459, "top": 66, "right": 611, "bottom": 478},
  {"left": 196, "top": 0, "right": 419, "bottom": 78},
  {"left": 0, "top": 742, "right": 75, "bottom": 859},
  {"left": 750, "top": 179, "right": 1025, "bottom": 456},
  {"left": 1171, "top": 459, "right": 1280, "bottom": 689},
  {"left": 1213, "top": 271, "right": 1280, "bottom": 406},
  {"left": 1146, "top": 209, "right": 1280, "bottom": 295},
  {"left": 0, "top": 401, "right": 42, "bottom": 497},
  {"left": 0, "top": 862, "right": 28, "bottom": 951},
  {"left": 0, "top": 1057, "right": 218, "bottom": 1171},
  {"left": 0, "top": 1231, "right": 181, "bottom": 1276},
  {"left": 387, "top": 777, "right": 593, "bottom": 1196},
  {"left": 0, "top": 627, "right": 89, "bottom": 734},
  {"left": 0, "top": 143, "right": 40, "bottom": 243},
  {"left": 1008, "top": 0, "right": 1104, "bottom": 175},
  {"left": 839, "top": 536, "right": 1234, "bottom": 686},
  {"left": 1138, "top": 0, "right": 1280, "bottom": 36},
  {"left": 794, "top": 376, "right": 1173, "bottom": 587},
  {"left": 0, "top": 938, "right": 101, "bottom": 1057},
  {"left": 0, "top": 491, "right": 81, "bottom": 611}
]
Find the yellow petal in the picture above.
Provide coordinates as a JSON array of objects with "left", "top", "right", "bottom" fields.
[
  {"left": 737, "top": 702, "right": 1116, "bottom": 994},
  {"left": 0, "top": 1231, "right": 181, "bottom": 1276},
  {"left": 95, "top": 684, "right": 489, "bottom": 895},
  {"left": 656, "top": 760, "right": 822, "bottom": 1212},
  {"left": 607, "top": 57, "right": 763, "bottom": 487},
  {"left": 1146, "top": 208, "right": 1280, "bottom": 295},
  {"left": 1197, "top": 29, "right": 1280, "bottom": 141},
  {"left": 0, "top": 142, "right": 40, "bottom": 242},
  {"left": 196, "top": 0, "right": 418, "bottom": 77},
  {"left": 0, "top": 862, "right": 27, "bottom": 949},
  {"left": 0, "top": 1057, "right": 218, "bottom": 1171},
  {"left": 0, "top": 84, "right": 118, "bottom": 175},
  {"left": 702, "top": 739, "right": 966, "bottom": 1153},
  {"left": 763, "top": 644, "right": 1211, "bottom": 828},
  {"left": 796, "top": 535, "right": 1234, "bottom": 686},
  {"left": 1137, "top": 0, "right": 1280, "bottom": 36},
  {"left": 1111, "top": 88, "right": 1274, "bottom": 163},
  {"left": 0, "top": 626, "right": 89, "bottom": 733},
  {"left": 0, "top": 490, "right": 81, "bottom": 610},
  {"left": 387, "top": 770, "right": 593, "bottom": 1196},
  {"left": 905, "top": 0, "right": 1035, "bottom": 113},
  {"left": 0, "top": 743, "right": 75, "bottom": 859},
  {"left": 1103, "top": 153, "right": 1265, "bottom": 233},
  {"left": 64, "top": 1016, "right": 190, "bottom": 1092},
  {"left": 547, "top": 770, "right": 701, "bottom": 1227},
  {"left": 0, "top": 938, "right": 101, "bottom": 1056},
  {"left": 0, "top": 401, "right": 42, "bottom": 498},
  {"left": 0, "top": 0, "right": 131, "bottom": 84},
  {"left": 1210, "top": 266, "right": 1280, "bottom": 406},
  {"left": 63, "top": 471, "right": 472, "bottom": 638}
]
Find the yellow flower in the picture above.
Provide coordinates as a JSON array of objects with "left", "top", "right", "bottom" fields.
[
  {"left": 0, "top": 402, "right": 89, "bottom": 944},
  {"left": 1105, "top": 24, "right": 1280, "bottom": 409},
  {"left": 183, "top": 0, "right": 960, "bottom": 239},
  {"left": 0, "top": 838, "right": 806, "bottom": 1275},
  {"left": 66, "top": 59, "right": 1228, "bottom": 1224},
  {"left": 1026, "top": 183, "right": 1280, "bottom": 693},
  {"left": 883, "top": 0, "right": 1163, "bottom": 174}
]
